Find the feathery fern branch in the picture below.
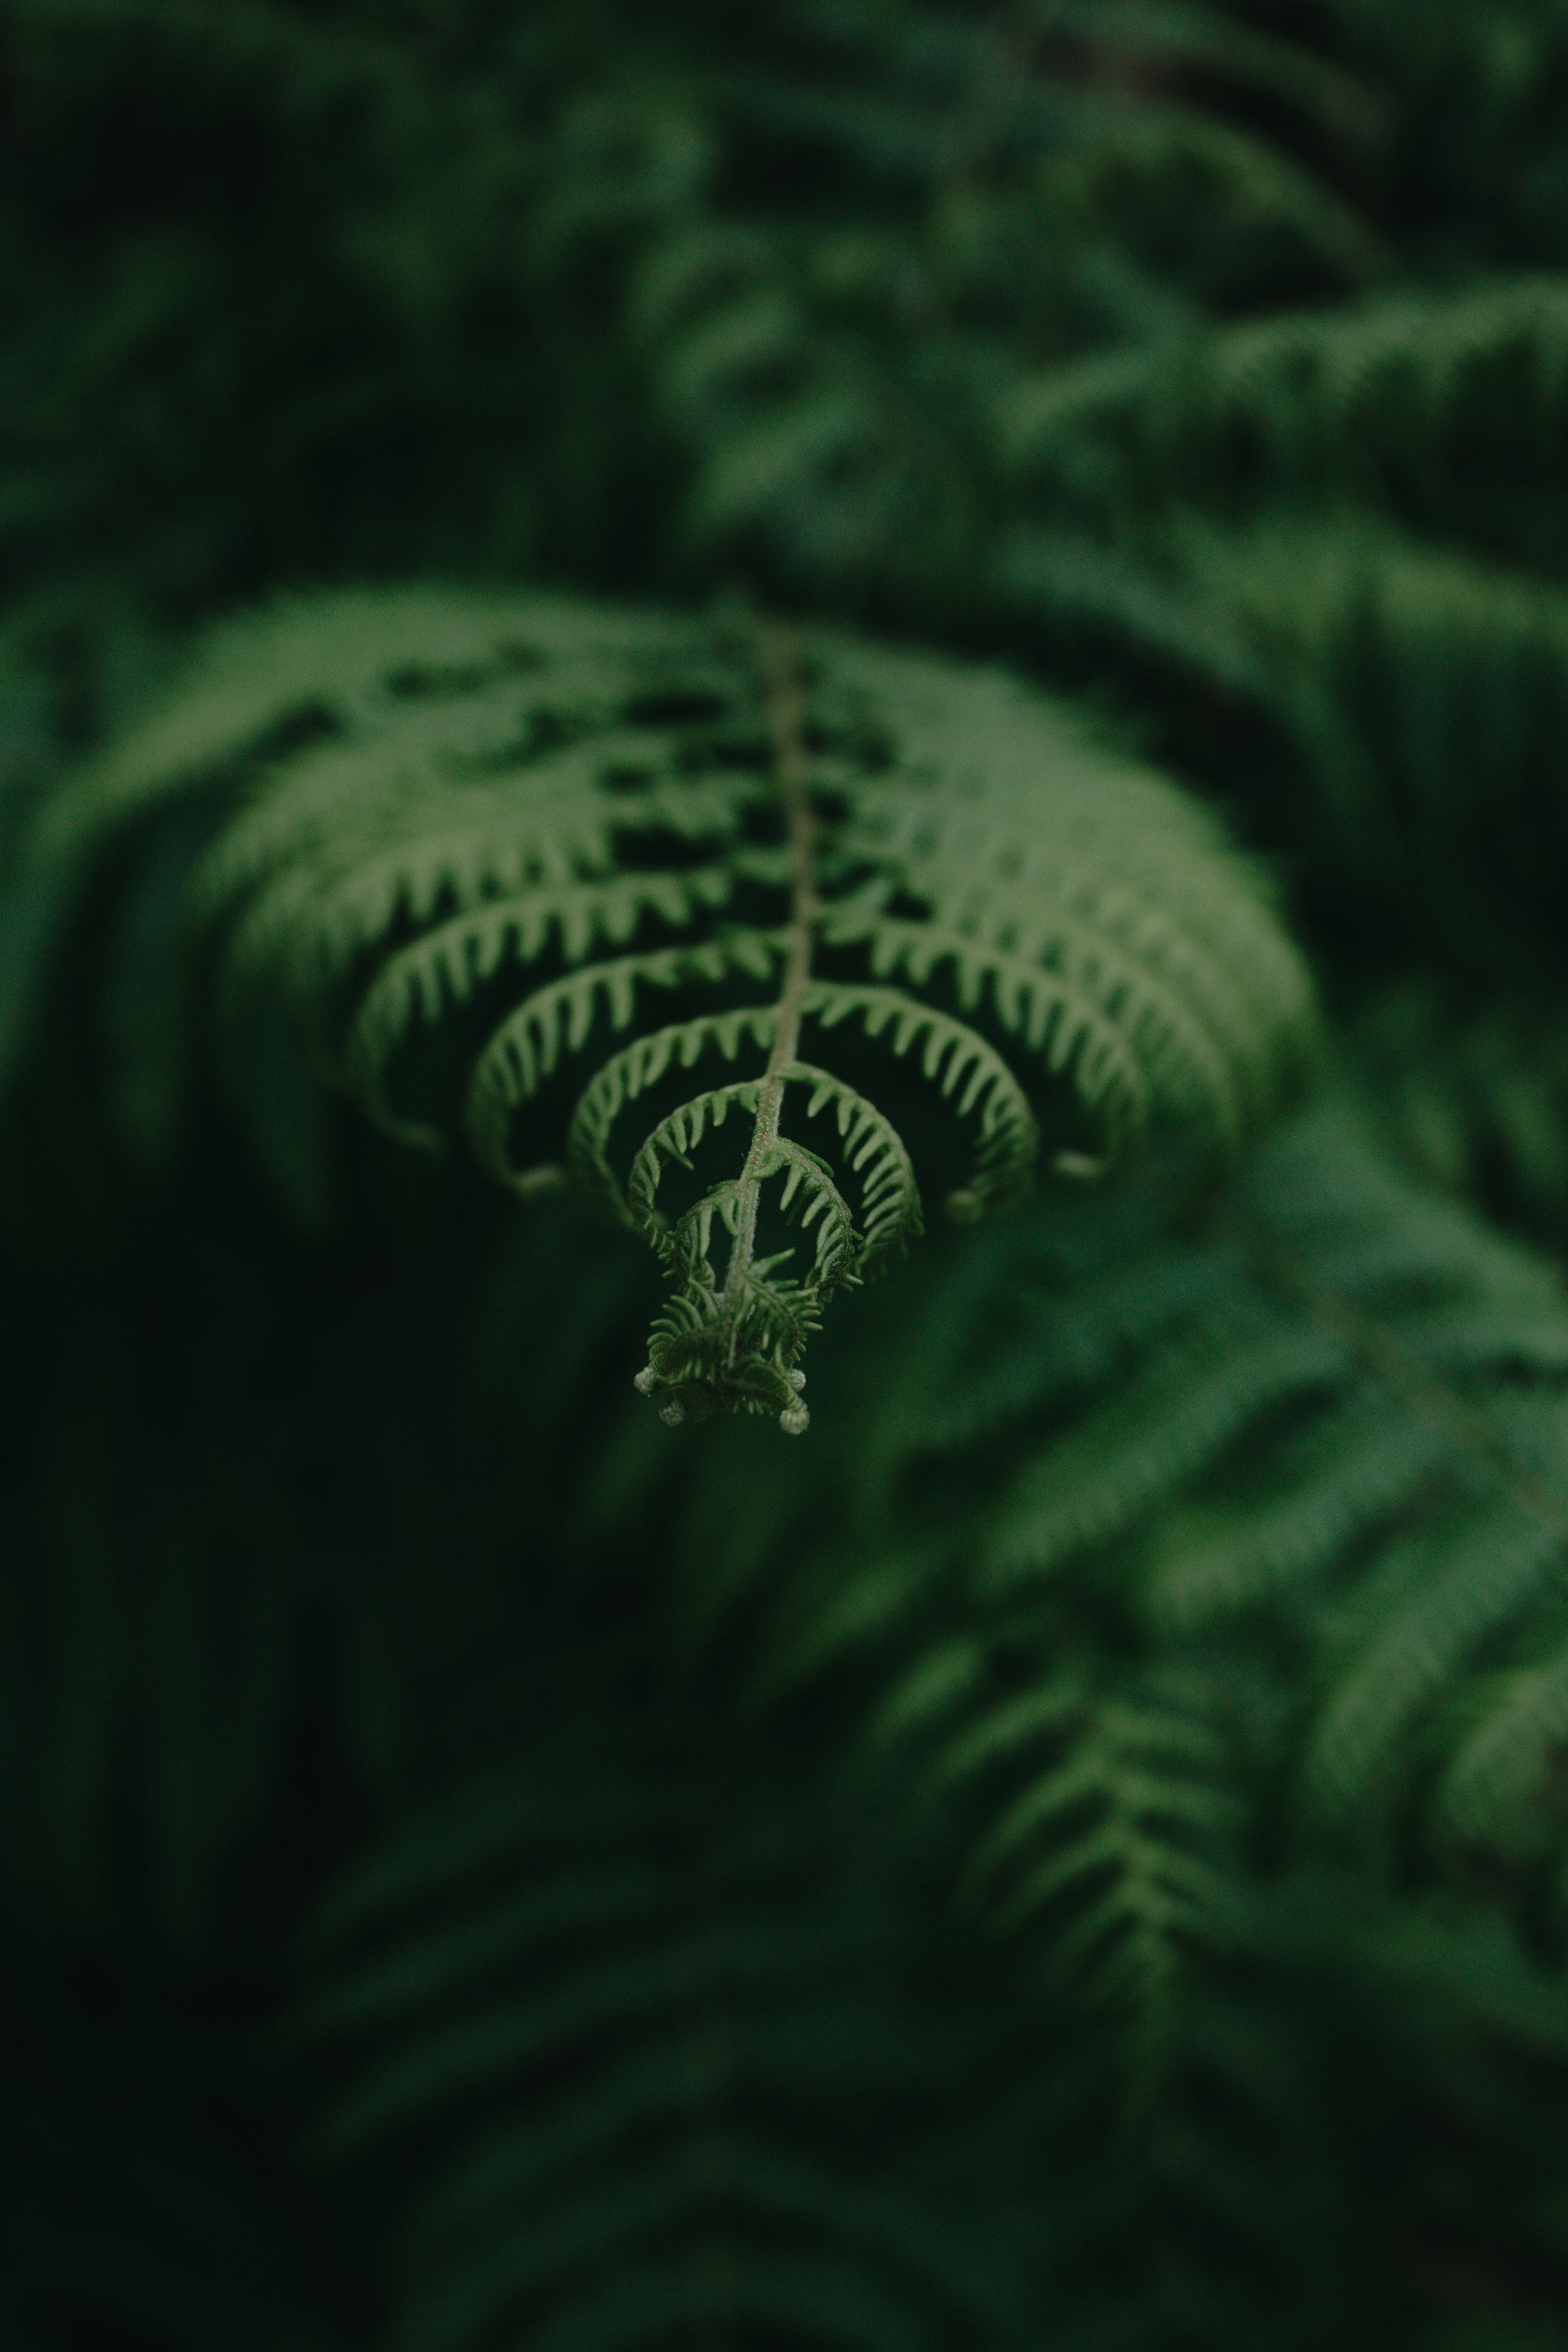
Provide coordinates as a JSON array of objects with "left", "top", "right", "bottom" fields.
[
  {"left": 0, "top": 585, "right": 1318, "bottom": 1430},
  {"left": 663, "top": 1098, "right": 1568, "bottom": 2061}
]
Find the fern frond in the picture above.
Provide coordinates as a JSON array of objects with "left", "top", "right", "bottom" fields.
[
  {"left": 1149, "top": 1396, "right": 1457, "bottom": 1626},
  {"left": 1002, "top": 505, "right": 1568, "bottom": 956},
  {"left": 798, "top": 981, "right": 1042, "bottom": 1219},
  {"left": 1002, "top": 274, "right": 1568, "bottom": 501},
  {"left": 982, "top": 1306, "right": 1350, "bottom": 1591},
  {"left": 1299, "top": 1500, "right": 1568, "bottom": 1833},
  {"left": 1437, "top": 1641, "right": 1568, "bottom": 1865},
  {"left": 738, "top": 1606, "right": 1242, "bottom": 2078},
  {"left": 917, "top": 1659, "right": 1238, "bottom": 2075},
  {"left": 826, "top": 909, "right": 1155, "bottom": 1169},
  {"left": 463, "top": 941, "right": 784, "bottom": 1194},
  {"left": 1347, "top": 981, "right": 1568, "bottom": 1242},
  {"left": 1046, "top": 95, "right": 1389, "bottom": 287},
  {"left": 625, "top": 1075, "right": 911, "bottom": 1279},
  {"left": 13, "top": 585, "right": 1317, "bottom": 1421},
  {"left": 559, "top": 1008, "right": 784, "bottom": 1220},
  {"left": 297, "top": 1735, "right": 1015, "bottom": 2352},
  {"left": 342, "top": 869, "right": 737, "bottom": 1141},
  {"left": 661, "top": 1144, "right": 858, "bottom": 1298},
  {"left": 626, "top": 0, "right": 1381, "bottom": 575},
  {"left": 675, "top": 1096, "right": 1568, "bottom": 1975},
  {"left": 777, "top": 1065, "right": 924, "bottom": 1276}
]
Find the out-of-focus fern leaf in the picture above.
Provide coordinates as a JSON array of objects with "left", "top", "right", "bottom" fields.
[
  {"left": 883, "top": 1650, "right": 1240, "bottom": 2085},
  {"left": 298, "top": 1724, "right": 1019, "bottom": 2352},
  {"left": 997, "top": 507, "right": 1568, "bottom": 969},
  {"left": 673, "top": 1098, "right": 1568, "bottom": 1983},
  {"left": 1347, "top": 981, "right": 1568, "bottom": 1243},
  {"left": 1002, "top": 276, "right": 1568, "bottom": 515}
]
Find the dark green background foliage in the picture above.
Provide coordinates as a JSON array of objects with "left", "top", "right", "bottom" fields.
[{"left": 10, "top": 2, "right": 1568, "bottom": 2347}]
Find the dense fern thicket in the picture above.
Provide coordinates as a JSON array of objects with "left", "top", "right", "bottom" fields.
[{"left": 11, "top": 3, "right": 1568, "bottom": 2350}]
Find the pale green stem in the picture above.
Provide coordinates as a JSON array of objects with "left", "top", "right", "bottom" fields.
[{"left": 719, "top": 619, "right": 818, "bottom": 1359}]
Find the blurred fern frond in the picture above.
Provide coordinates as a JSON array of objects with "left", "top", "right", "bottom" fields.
[
  {"left": 1348, "top": 979, "right": 1568, "bottom": 1244},
  {"left": 675, "top": 1100, "right": 1568, "bottom": 2005},
  {"left": 1001, "top": 276, "right": 1568, "bottom": 519},
  {"left": 298, "top": 1725, "right": 1019, "bottom": 2352}
]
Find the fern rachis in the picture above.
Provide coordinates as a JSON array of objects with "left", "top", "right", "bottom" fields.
[{"left": 632, "top": 620, "right": 833, "bottom": 1431}]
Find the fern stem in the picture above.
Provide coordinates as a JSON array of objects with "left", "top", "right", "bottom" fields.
[{"left": 719, "top": 618, "right": 819, "bottom": 1359}]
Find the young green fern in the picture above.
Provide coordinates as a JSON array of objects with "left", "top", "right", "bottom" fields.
[{"left": 8, "top": 584, "right": 1318, "bottom": 1430}]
